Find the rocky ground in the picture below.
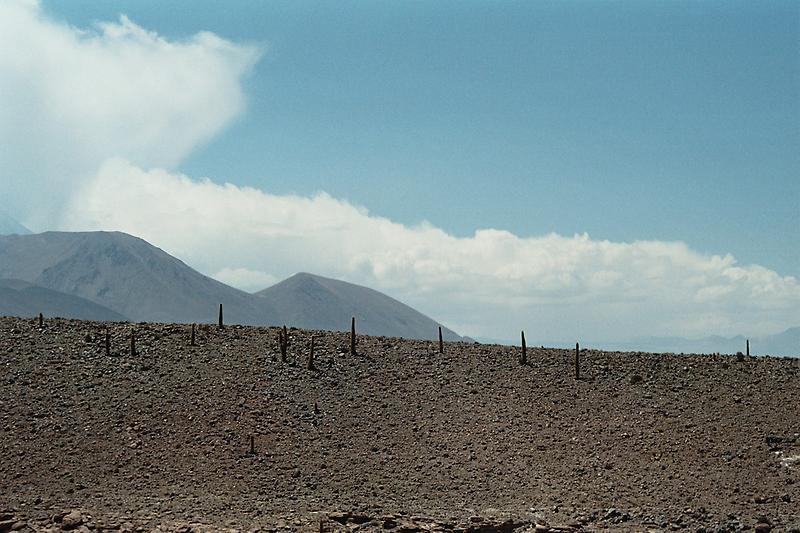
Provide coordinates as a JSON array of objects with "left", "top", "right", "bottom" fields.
[{"left": 1, "top": 317, "right": 798, "bottom": 532}]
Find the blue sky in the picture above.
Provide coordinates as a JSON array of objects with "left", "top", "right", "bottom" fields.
[
  {"left": 43, "top": 0, "right": 799, "bottom": 277},
  {"left": 2, "top": 1, "right": 798, "bottom": 341}
]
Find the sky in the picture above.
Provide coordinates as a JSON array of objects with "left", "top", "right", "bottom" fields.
[{"left": 0, "top": 0, "right": 798, "bottom": 342}]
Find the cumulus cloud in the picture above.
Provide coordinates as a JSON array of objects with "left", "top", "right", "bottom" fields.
[
  {"left": 4, "top": 2, "right": 797, "bottom": 342},
  {"left": 0, "top": 0, "right": 260, "bottom": 226},
  {"left": 62, "top": 159, "right": 800, "bottom": 341}
]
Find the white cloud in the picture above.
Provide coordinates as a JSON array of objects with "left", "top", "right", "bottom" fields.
[
  {"left": 4, "top": 2, "right": 798, "bottom": 343},
  {"left": 62, "top": 159, "right": 800, "bottom": 342},
  {"left": 0, "top": 0, "right": 260, "bottom": 226},
  {"left": 213, "top": 267, "right": 279, "bottom": 293}
]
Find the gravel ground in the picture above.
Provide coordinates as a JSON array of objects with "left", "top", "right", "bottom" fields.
[{"left": 1, "top": 317, "right": 798, "bottom": 532}]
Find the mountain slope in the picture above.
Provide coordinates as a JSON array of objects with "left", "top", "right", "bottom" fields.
[
  {"left": 0, "top": 279, "right": 127, "bottom": 321},
  {"left": 256, "top": 272, "right": 462, "bottom": 341},
  {"left": 0, "top": 232, "right": 276, "bottom": 324},
  {"left": 0, "top": 211, "right": 31, "bottom": 235}
]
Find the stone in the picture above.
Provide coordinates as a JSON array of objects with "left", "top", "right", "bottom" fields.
[
  {"left": 61, "top": 510, "right": 83, "bottom": 530},
  {"left": 754, "top": 524, "right": 771, "bottom": 533}
]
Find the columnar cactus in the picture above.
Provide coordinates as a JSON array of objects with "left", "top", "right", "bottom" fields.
[
  {"left": 350, "top": 317, "right": 357, "bottom": 356},
  {"left": 307, "top": 335, "right": 316, "bottom": 370}
]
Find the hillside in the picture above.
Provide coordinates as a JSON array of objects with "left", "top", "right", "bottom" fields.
[
  {"left": 0, "top": 316, "right": 797, "bottom": 532},
  {"left": 0, "top": 279, "right": 127, "bottom": 321},
  {"left": 257, "top": 272, "right": 463, "bottom": 341}
]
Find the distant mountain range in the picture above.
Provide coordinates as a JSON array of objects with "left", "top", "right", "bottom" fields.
[
  {"left": 0, "top": 211, "right": 31, "bottom": 235},
  {"left": 598, "top": 329, "right": 800, "bottom": 358},
  {"left": 0, "top": 231, "right": 463, "bottom": 341},
  {"left": 481, "top": 328, "right": 799, "bottom": 358},
  {"left": 1, "top": 230, "right": 794, "bottom": 355},
  {"left": 0, "top": 279, "right": 126, "bottom": 321}
]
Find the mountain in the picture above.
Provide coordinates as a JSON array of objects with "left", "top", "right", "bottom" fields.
[
  {"left": 598, "top": 328, "right": 799, "bottom": 358},
  {"left": 0, "top": 232, "right": 463, "bottom": 341},
  {"left": 0, "top": 279, "right": 126, "bottom": 321},
  {"left": 0, "top": 211, "right": 31, "bottom": 235},
  {"left": 256, "top": 272, "right": 462, "bottom": 341},
  {"left": 756, "top": 327, "right": 800, "bottom": 357},
  {"left": 0, "top": 231, "right": 275, "bottom": 325}
]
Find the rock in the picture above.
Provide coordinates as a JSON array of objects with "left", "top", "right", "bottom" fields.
[
  {"left": 534, "top": 525, "right": 550, "bottom": 533},
  {"left": 754, "top": 524, "right": 771, "bottom": 533},
  {"left": 61, "top": 510, "right": 83, "bottom": 530},
  {"left": 0, "top": 520, "right": 16, "bottom": 533}
]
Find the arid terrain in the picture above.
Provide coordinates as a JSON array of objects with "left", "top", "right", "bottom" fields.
[{"left": 1, "top": 317, "right": 798, "bottom": 532}]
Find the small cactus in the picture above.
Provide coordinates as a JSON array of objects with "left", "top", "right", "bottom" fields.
[
  {"left": 520, "top": 331, "right": 527, "bottom": 365},
  {"left": 438, "top": 326, "right": 443, "bottom": 354},
  {"left": 218, "top": 304, "right": 224, "bottom": 329},
  {"left": 307, "top": 335, "right": 316, "bottom": 370},
  {"left": 190, "top": 323, "right": 196, "bottom": 346},
  {"left": 130, "top": 329, "right": 137, "bottom": 356},
  {"left": 575, "top": 342, "right": 580, "bottom": 380},
  {"left": 350, "top": 316, "right": 357, "bottom": 356}
]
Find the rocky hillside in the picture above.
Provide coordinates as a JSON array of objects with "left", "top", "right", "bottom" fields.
[{"left": 0, "top": 316, "right": 798, "bottom": 532}]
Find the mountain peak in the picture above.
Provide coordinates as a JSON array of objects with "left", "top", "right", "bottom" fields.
[
  {"left": 258, "top": 271, "right": 462, "bottom": 341},
  {"left": 0, "top": 211, "right": 32, "bottom": 236}
]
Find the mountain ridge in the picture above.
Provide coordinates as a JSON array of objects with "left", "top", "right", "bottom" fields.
[{"left": 0, "top": 232, "right": 463, "bottom": 341}]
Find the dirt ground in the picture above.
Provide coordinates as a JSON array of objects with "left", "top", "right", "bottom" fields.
[{"left": 1, "top": 317, "right": 798, "bottom": 532}]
